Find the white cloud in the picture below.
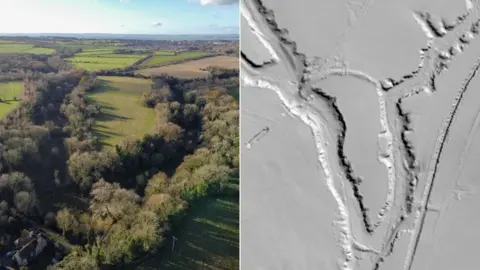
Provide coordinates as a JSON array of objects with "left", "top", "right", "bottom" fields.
[
  {"left": 152, "top": 22, "right": 162, "bottom": 27},
  {"left": 200, "top": 0, "right": 238, "bottom": 6}
]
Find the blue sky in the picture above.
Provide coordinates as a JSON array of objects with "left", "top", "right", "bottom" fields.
[{"left": 0, "top": 0, "right": 239, "bottom": 34}]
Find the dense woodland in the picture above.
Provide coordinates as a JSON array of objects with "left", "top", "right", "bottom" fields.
[
  {"left": 0, "top": 55, "right": 69, "bottom": 81},
  {"left": 0, "top": 43, "right": 239, "bottom": 268}
]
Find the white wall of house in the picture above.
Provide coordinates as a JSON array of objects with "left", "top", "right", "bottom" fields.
[
  {"left": 13, "top": 253, "right": 27, "bottom": 266},
  {"left": 35, "top": 238, "right": 48, "bottom": 254}
]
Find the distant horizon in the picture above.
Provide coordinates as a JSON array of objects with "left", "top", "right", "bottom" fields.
[{"left": 0, "top": 32, "right": 239, "bottom": 41}]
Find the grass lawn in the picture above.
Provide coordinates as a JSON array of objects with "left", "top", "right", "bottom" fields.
[
  {"left": 141, "top": 51, "right": 208, "bottom": 67},
  {"left": 0, "top": 81, "right": 23, "bottom": 118},
  {"left": 66, "top": 54, "right": 146, "bottom": 71},
  {"left": 87, "top": 76, "right": 155, "bottom": 148},
  {"left": 134, "top": 196, "right": 239, "bottom": 270}
]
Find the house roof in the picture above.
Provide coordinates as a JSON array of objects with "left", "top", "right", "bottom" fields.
[
  {"left": 17, "top": 238, "right": 39, "bottom": 260},
  {"left": 15, "top": 231, "right": 35, "bottom": 250},
  {"left": 14, "top": 230, "right": 47, "bottom": 260}
]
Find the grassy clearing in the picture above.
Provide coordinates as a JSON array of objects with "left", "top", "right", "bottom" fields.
[
  {"left": 66, "top": 54, "right": 146, "bottom": 71},
  {"left": 138, "top": 56, "right": 239, "bottom": 79},
  {"left": 227, "top": 87, "right": 239, "bottom": 101},
  {"left": 87, "top": 76, "right": 155, "bottom": 148},
  {"left": 134, "top": 196, "right": 239, "bottom": 270},
  {"left": 0, "top": 101, "right": 19, "bottom": 119},
  {"left": 0, "top": 81, "right": 23, "bottom": 118},
  {"left": 141, "top": 51, "right": 208, "bottom": 67}
]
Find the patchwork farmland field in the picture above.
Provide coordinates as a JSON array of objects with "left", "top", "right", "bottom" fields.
[
  {"left": 0, "top": 34, "right": 239, "bottom": 270},
  {"left": 66, "top": 54, "right": 147, "bottom": 71},
  {"left": 74, "top": 47, "right": 151, "bottom": 57},
  {"left": 67, "top": 49, "right": 209, "bottom": 71},
  {"left": 138, "top": 56, "right": 239, "bottom": 78},
  {"left": 0, "top": 81, "right": 23, "bottom": 118},
  {"left": 0, "top": 43, "right": 55, "bottom": 54},
  {"left": 140, "top": 51, "right": 208, "bottom": 67},
  {"left": 154, "top": 50, "right": 175, "bottom": 55},
  {"left": 87, "top": 76, "right": 155, "bottom": 148},
  {"left": 73, "top": 48, "right": 120, "bottom": 56},
  {"left": 24, "top": 47, "right": 56, "bottom": 54}
]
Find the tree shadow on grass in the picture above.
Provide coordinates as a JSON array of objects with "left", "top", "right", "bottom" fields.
[
  {"left": 0, "top": 100, "right": 18, "bottom": 104},
  {"left": 91, "top": 110, "right": 131, "bottom": 148},
  {"left": 131, "top": 197, "right": 239, "bottom": 270},
  {"left": 88, "top": 79, "right": 120, "bottom": 94},
  {"left": 92, "top": 127, "right": 122, "bottom": 148},
  {"left": 87, "top": 82, "right": 135, "bottom": 148},
  {"left": 96, "top": 111, "right": 130, "bottom": 122}
]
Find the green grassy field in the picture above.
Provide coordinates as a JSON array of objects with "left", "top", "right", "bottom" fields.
[
  {"left": 66, "top": 54, "right": 146, "bottom": 71},
  {"left": 227, "top": 87, "right": 239, "bottom": 101},
  {"left": 0, "top": 81, "right": 23, "bottom": 118},
  {"left": 68, "top": 50, "right": 206, "bottom": 71},
  {"left": 74, "top": 47, "right": 152, "bottom": 57},
  {"left": 87, "top": 76, "right": 155, "bottom": 148},
  {"left": 141, "top": 51, "right": 208, "bottom": 67},
  {"left": 74, "top": 48, "right": 118, "bottom": 56},
  {"left": 134, "top": 196, "right": 239, "bottom": 270},
  {"left": 0, "top": 43, "right": 33, "bottom": 53},
  {"left": 0, "top": 43, "right": 55, "bottom": 54},
  {"left": 155, "top": 50, "right": 175, "bottom": 55},
  {"left": 25, "top": 47, "right": 55, "bottom": 54}
]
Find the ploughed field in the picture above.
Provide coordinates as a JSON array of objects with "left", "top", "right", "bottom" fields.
[{"left": 138, "top": 56, "right": 239, "bottom": 78}]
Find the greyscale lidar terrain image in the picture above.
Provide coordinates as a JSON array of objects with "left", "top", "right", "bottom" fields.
[
  {"left": 0, "top": 0, "right": 239, "bottom": 269},
  {"left": 240, "top": 0, "right": 480, "bottom": 269}
]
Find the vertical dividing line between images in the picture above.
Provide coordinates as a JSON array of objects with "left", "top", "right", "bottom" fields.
[{"left": 238, "top": 3, "right": 243, "bottom": 269}]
